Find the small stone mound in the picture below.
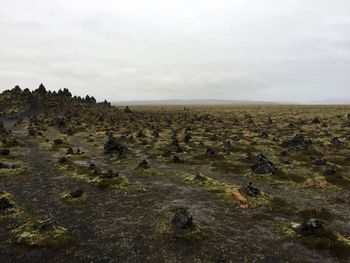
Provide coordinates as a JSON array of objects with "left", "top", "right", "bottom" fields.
[
  {"left": 194, "top": 173, "right": 207, "bottom": 181},
  {"left": 259, "top": 131, "right": 269, "bottom": 139},
  {"left": 311, "top": 117, "right": 321, "bottom": 124},
  {"left": 184, "top": 133, "right": 192, "bottom": 143},
  {"left": 162, "top": 149, "right": 172, "bottom": 157},
  {"left": 0, "top": 121, "right": 7, "bottom": 135},
  {"left": 66, "top": 147, "right": 74, "bottom": 155},
  {"left": 53, "top": 139, "right": 64, "bottom": 146},
  {"left": 0, "top": 148, "right": 10, "bottom": 156},
  {"left": 0, "top": 196, "right": 13, "bottom": 210},
  {"left": 100, "top": 169, "right": 119, "bottom": 179},
  {"left": 58, "top": 156, "right": 68, "bottom": 164},
  {"left": 251, "top": 153, "right": 277, "bottom": 174},
  {"left": 223, "top": 140, "right": 232, "bottom": 151},
  {"left": 138, "top": 159, "right": 150, "bottom": 169},
  {"left": 88, "top": 162, "right": 96, "bottom": 170},
  {"left": 205, "top": 148, "right": 216, "bottom": 157},
  {"left": 0, "top": 162, "right": 17, "bottom": 169},
  {"left": 331, "top": 137, "right": 342, "bottom": 146},
  {"left": 245, "top": 182, "right": 260, "bottom": 196},
  {"left": 124, "top": 106, "right": 132, "bottom": 113},
  {"left": 104, "top": 136, "right": 127, "bottom": 158},
  {"left": 171, "top": 207, "right": 195, "bottom": 238},
  {"left": 311, "top": 157, "right": 327, "bottom": 166},
  {"left": 281, "top": 134, "right": 312, "bottom": 149},
  {"left": 296, "top": 218, "right": 326, "bottom": 236},
  {"left": 172, "top": 155, "right": 184, "bottom": 164},
  {"left": 70, "top": 189, "right": 83, "bottom": 198},
  {"left": 136, "top": 130, "right": 146, "bottom": 138},
  {"left": 324, "top": 168, "right": 336, "bottom": 176}
]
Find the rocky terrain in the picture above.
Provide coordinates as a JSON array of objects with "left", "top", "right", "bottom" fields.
[{"left": 0, "top": 84, "right": 350, "bottom": 262}]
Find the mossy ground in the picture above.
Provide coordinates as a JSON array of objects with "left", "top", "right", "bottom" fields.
[
  {"left": 13, "top": 220, "right": 70, "bottom": 248},
  {"left": 277, "top": 222, "right": 350, "bottom": 258}
]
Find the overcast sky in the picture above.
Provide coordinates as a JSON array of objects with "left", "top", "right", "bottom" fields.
[{"left": 0, "top": 0, "right": 350, "bottom": 102}]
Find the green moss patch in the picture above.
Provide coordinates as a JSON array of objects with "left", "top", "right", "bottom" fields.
[
  {"left": 278, "top": 223, "right": 350, "bottom": 258},
  {"left": 60, "top": 192, "right": 87, "bottom": 203},
  {"left": 14, "top": 220, "right": 70, "bottom": 248},
  {"left": 0, "top": 166, "right": 30, "bottom": 177},
  {"left": 182, "top": 173, "right": 235, "bottom": 198}
]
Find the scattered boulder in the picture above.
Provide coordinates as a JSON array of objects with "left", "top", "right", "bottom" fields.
[
  {"left": 136, "top": 130, "right": 146, "bottom": 138},
  {"left": 100, "top": 169, "right": 119, "bottom": 179},
  {"left": 267, "top": 117, "right": 273, "bottom": 125},
  {"left": 138, "top": 159, "right": 150, "bottom": 169},
  {"left": 205, "top": 148, "right": 216, "bottom": 157},
  {"left": 0, "top": 148, "right": 10, "bottom": 156},
  {"left": 251, "top": 153, "right": 277, "bottom": 174},
  {"left": 88, "top": 162, "right": 96, "bottom": 170},
  {"left": 296, "top": 218, "right": 326, "bottom": 236},
  {"left": 245, "top": 182, "right": 260, "bottom": 196},
  {"left": 70, "top": 189, "right": 83, "bottom": 198},
  {"left": 66, "top": 147, "right": 74, "bottom": 155},
  {"left": 172, "top": 155, "right": 184, "bottom": 164},
  {"left": 184, "top": 133, "right": 192, "bottom": 143},
  {"left": 223, "top": 140, "right": 232, "bottom": 151},
  {"left": 282, "top": 134, "right": 312, "bottom": 149},
  {"left": 331, "top": 137, "right": 342, "bottom": 146},
  {"left": 124, "top": 106, "right": 132, "bottom": 113},
  {"left": 0, "top": 196, "right": 13, "bottom": 210},
  {"left": 194, "top": 173, "right": 207, "bottom": 181},
  {"left": 58, "top": 156, "right": 68, "bottom": 164},
  {"left": 311, "top": 117, "right": 321, "bottom": 124},
  {"left": 0, "top": 121, "right": 7, "bottom": 135},
  {"left": 0, "top": 162, "right": 11, "bottom": 169},
  {"left": 311, "top": 157, "right": 327, "bottom": 166},
  {"left": 162, "top": 149, "right": 172, "bottom": 158},
  {"left": 324, "top": 168, "right": 336, "bottom": 176},
  {"left": 171, "top": 207, "right": 195, "bottom": 238},
  {"left": 104, "top": 136, "right": 127, "bottom": 158},
  {"left": 171, "top": 138, "right": 180, "bottom": 147},
  {"left": 28, "top": 128, "right": 37, "bottom": 136},
  {"left": 280, "top": 150, "right": 288, "bottom": 157},
  {"left": 53, "top": 139, "right": 64, "bottom": 146},
  {"left": 259, "top": 131, "right": 269, "bottom": 139}
]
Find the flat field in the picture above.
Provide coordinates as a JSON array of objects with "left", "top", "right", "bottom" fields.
[{"left": 1, "top": 103, "right": 350, "bottom": 262}]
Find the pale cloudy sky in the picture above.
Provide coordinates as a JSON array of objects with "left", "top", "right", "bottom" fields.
[{"left": 0, "top": 0, "right": 350, "bottom": 102}]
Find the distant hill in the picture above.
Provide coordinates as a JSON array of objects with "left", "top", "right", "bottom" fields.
[
  {"left": 306, "top": 99, "right": 350, "bottom": 105},
  {"left": 113, "top": 99, "right": 282, "bottom": 106}
]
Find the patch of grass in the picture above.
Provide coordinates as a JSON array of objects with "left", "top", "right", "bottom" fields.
[
  {"left": 154, "top": 215, "right": 210, "bottom": 241},
  {"left": 0, "top": 167, "right": 30, "bottom": 177},
  {"left": 92, "top": 175, "right": 130, "bottom": 189},
  {"left": 0, "top": 191, "right": 23, "bottom": 221},
  {"left": 278, "top": 222, "right": 350, "bottom": 258},
  {"left": 60, "top": 192, "right": 87, "bottom": 203},
  {"left": 272, "top": 169, "right": 306, "bottom": 183},
  {"left": 13, "top": 220, "right": 70, "bottom": 248},
  {"left": 182, "top": 173, "right": 234, "bottom": 197}
]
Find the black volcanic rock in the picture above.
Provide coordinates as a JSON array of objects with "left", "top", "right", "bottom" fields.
[
  {"left": 251, "top": 153, "right": 277, "bottom": 174},
  {"left": 172, "top": 207, "right": 195, "bottom": 238},
  {"left": 282, "top": 134, "right": 312, "bottom": 149},
  {"left": 104, "top": 136, "right": 127, "bottom": 157}
]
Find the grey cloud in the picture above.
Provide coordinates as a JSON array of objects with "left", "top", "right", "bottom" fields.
[{"left": 0, "top": 0, "right": 350, "bottom": 103}]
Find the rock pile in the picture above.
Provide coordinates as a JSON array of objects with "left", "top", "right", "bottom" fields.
[
  {"left": 171, "top": 207, "right": 195, "bottom": 238},
  {"left": 251, "top": 153, "right": 277, "bottom": 174}
]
